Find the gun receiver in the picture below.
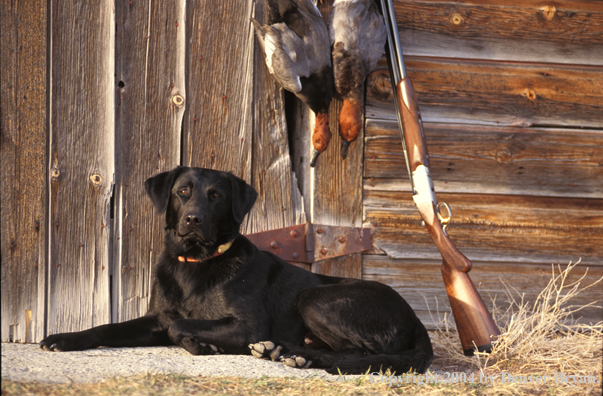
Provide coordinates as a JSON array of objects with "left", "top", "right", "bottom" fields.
[{"left": 380, "top": 0, "right": 500, "bottom": 355}]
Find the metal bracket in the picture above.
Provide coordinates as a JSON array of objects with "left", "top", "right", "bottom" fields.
[{"left": 245, "top": 222, "right": 371, "bottom": 263}]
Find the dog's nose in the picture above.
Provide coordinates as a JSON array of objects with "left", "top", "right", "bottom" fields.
[{"left": 185, "top": 214, "right": 203, "bottom": 226}]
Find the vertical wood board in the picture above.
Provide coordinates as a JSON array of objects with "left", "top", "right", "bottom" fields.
[
  {"left": 245, "top": 0, "right": 306, "bottom": 233},
  {"left": 47, "top": 0, "right": 114, "bottom": 334},
  {"left": 1, "top": 0, "right": 48, "bottom": 342},
  {"left": 113, "top": 0, "right": 185, "bottom": 323},
  {"left": 184, "top": 0, "right": 254, "bottom": 174},
  {"left": 309, "top": 0, "right": 363, "bottom": 279}
]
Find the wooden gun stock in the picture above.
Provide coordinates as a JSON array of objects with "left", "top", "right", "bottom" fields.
[
  {"left": 380, "top": 0, "right": 500, "bottom": 355},
  {"left": 396, "top": 68, "right": 500, "bottom": 357}
]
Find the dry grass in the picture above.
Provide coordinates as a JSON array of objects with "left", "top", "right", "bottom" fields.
[
  {"left": 3, "top": 262, "right": 602, "bottom": 395},
  {"left": 429, "top": 260, "right": 603, "bottom": 394}
]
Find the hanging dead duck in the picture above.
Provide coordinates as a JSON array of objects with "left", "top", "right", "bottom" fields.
[
  {"left": 252, "top": 0, "right": 334, "bottom": 167},
  {"left": 329, "top": 0, "right": 386, "bottom": 159}
]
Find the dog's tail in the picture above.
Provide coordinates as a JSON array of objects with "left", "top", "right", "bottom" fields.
[{"left": 327, "top": 322, "right": 434, "bottom": 375}]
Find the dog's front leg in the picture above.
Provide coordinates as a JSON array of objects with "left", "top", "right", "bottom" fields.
[
  {"left": 40, "top": 315, "right": 170, "bottom": 351},
  {"left": 168, "top": 317, "right": 259, "bottom": 355}
]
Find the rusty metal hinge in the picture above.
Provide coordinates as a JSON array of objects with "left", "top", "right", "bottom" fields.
[{"left": 245, "top": 222, "right": 371, "bottom": 263}]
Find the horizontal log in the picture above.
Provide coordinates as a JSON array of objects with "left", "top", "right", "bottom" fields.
[
  {"left": 363, "top": 193, "right": 603, "bottom": 265},
  {"left": 366, "top": 57, "right": 603, "bottom": 128},
  {"left": 364, "top": 120, "right": 603, "bottom": 198},
  {"left": 365, "top": 191, "right": 603, "bottom": 229},
  {"left": 363, "top": 255, "right": 603, "bottom": 328},
  {"left": 393, "top": 0, "right": 603, "bottom": 65}
]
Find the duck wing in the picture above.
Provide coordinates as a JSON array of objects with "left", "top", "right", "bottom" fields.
[
  {"left": 252, "top": 19, "right": 310, "bottom": 93},
  {"left": 267, "top": 0, "right": 331, "bottom": 75}
]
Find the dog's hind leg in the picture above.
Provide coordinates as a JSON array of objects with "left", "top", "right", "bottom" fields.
[{"left": 287, "top": 281, "right": 433, "bottom": 374}]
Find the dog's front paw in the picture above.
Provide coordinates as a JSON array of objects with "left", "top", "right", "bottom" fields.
[
  {"left": 249, "top": 341, "right": 282, "bottom": 361},
  {"left": 40, "top": 333, "right": 91, "bottom": 352},
  {"left": 40, "top": 336, "right": 61, "bottom": 352},
  {"left": 280, "top": 355, "right": 312, "bottom": 369}
]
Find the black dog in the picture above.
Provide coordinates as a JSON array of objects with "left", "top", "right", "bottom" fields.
[{"left": 40, "top": 167, "right": 433, "bottom": 374}]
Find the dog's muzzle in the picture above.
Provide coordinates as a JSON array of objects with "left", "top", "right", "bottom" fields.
[{"left": 178, "top": 212, "right": 216, "bottom": 246}]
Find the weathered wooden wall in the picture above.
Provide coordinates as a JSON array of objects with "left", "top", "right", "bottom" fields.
[
  {"left": 1, "top": 0, "right": 307, "bottom": 342},
  {"left": 363, "top": 0, "right": 603, "bottom": 327}
]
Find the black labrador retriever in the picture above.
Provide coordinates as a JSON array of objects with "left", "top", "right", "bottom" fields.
[{"left": 40, "top": 166, "right": 433, "bottom": 374}]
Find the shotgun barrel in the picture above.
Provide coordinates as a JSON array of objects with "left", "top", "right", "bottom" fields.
[{"left": 379, "top": 0, "right": 500, "bottom": 355}]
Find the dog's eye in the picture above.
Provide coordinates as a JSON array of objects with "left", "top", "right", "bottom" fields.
[
  {"left": 178, "top": 188, "right": 189, "bottom": 196},
  {"left": 211, "top": 192, "right": 221, "bottom": 199}
]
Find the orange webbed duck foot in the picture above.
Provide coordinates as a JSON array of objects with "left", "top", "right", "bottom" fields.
[
  {"left": 338, "top": 98, "right": 363, "bottom": 159},
  {"left": 310, "top": 111, "right": 331, "bottom": 167}
]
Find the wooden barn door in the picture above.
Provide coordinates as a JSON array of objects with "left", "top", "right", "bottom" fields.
[
  {"left": 2, "top": 0, "right": 361, "bottom": 342},
  {"left": 1, "top": 0, "right": 313, "bottom": 340}
]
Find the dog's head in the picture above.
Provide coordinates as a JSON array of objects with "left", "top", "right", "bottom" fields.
[{"left": 145, "top": 167, "right": 257, "bottom": 258}]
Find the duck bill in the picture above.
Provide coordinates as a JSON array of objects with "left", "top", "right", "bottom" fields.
[
  {"left": 340, "top": 140, "right": 351, "bottom": 160},
  {"left": 310, "top": 111, "right": 331, "bottom": 167},
  {"left": 310, "top": 149, "right": 321, "bottom": 167}
]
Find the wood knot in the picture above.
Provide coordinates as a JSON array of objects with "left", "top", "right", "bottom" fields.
[
  {"left": 367, "top": 72, "right": 392, "bottom": 101},
  {"left": 543, "top": 5, "right": 556, "bottom": 21},
  {"left": 51, "top": 167, "right": 60, "bottom": 179},
  {"left": 496, "top": 150, "right": 513, "bottom": 164},
  {"left": 451, "top": 13, "right": 464, "bottom": 25},
  {"left": 524, "top": 89, "right": 537, "bottom": 101},
  {"left": 172, "top": 94, "right": 185, "bottom": 107},
  {"left": 90, "top": 173, "right": 102, "bottom": 185}
]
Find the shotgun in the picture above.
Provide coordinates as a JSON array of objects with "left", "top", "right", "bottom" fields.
[{"left": 379, "top": 0, "right": 500, "bottom": 355}]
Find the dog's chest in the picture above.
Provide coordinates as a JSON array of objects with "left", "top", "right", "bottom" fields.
[{"left": 163, "top": 266, "right": 237, "bottom": 320}]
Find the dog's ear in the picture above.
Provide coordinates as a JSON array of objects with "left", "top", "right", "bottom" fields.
[
  {"left": 144, "top": 166, "right": 184, "bottom": 214},
  {"left": 229, "top": 174, "right": 258, "bottom": 224}
]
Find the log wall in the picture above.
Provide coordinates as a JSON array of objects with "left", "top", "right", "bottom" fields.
[{"left": 363, "top": 0, "right": 603, "bottom": 327}]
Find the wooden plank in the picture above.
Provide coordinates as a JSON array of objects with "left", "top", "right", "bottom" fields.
[
  {"left": 47, "top": 0, "right": 114, "bottom": 334},
  {"left": 309, "top": 0, "right": 363, "bottom": 279},
  {"left": 364, "top": 193, "right": 603, "bottom": 266},
  {"left": 245, "top": 0, "right": 306, "bottom": 232},
  {"left": 185, "top": 0, "right": 304, "bottom": 235},
  {"left": 393, "top": 0, "right": 603, "bottom": 65},
  {"left": 364, "top": 120, "right": 603, "bottom": 198},
  {"left": 184, "top": 0, "right": 254, "bottom": 173},
  {"left": 310, "top": 94, "right": 364, "bottom": 278},
  {"left": 1, "top": 0, "right": 47, "bottom": 343},
  {"left": 363, "top": 255, "right": 603, "bottom": 329},
  {"left": 366, "top": 57, "right": 603, "bottom": 128},
  {"left": 112, "top": 0, "right": 185, "bottom": 323},
  {"left": 287, "top": 91, "right": 313, "bottom": 221}
]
